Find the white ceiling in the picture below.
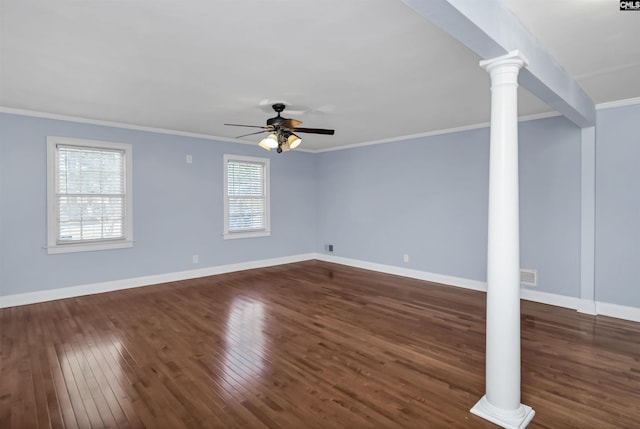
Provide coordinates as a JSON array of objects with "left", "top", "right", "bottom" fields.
[{"left": 1, "top": 0, "right": 639, "bottom": 151}]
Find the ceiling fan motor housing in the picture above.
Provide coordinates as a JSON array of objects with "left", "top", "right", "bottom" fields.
[
  {"left": 267, "top": 103, "right": 287, "bottom": 127},
  {"left": 267, "top": 116, "right": 284, "bottom": 127}
]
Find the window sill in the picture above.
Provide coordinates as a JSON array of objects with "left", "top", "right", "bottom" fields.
[
  {"left": 223, "top": 230, "right": 271, "bottom": 240},
  {"left": 46, "top": 240, "right": 134, "bottom": 254}
]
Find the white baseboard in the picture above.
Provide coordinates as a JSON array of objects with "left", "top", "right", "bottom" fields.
[
  {"left": 315, "top": 253, "right": 640, "bottom": 323},
  {"left": 317, "top": 253, "right": 578, "bottom": 308},
  {"left": 315, "top": 253, "right": 488, "bottom": 292},
  {"left": 519, "top": 288, "right": 580, "bottom": 310},
  {"left": 3, "top": 253, "right": 639, "bottom": 324},
  {"left": 0, "top": 253, "right": 316, "bottom": 309},
  {"left": 596, "top": 301, "right": 640, "bottom": 323},
  {"left": 577, "top": 299, "right": 597, "bottom": 315}
]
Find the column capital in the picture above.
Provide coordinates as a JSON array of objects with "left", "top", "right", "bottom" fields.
[{"left": 479, "top": 50, "right": 529, "bottom": 72}]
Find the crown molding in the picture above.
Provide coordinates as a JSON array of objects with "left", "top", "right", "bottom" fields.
[
  {"left": 9, "top": 101, "right": 640, "bottom": 155},
  {"left": 311, "top": 110, "right": 560, "bottom": 153},
  {"left": 595, "top": 97, "right": 640, "bottom": 110},
  {"left": 0, "top": 106, "right": 252, "bottom": 145}
]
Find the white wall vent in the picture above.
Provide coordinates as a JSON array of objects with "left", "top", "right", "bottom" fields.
[{"left": 520, "top": 269, "right": 538, "bottom": 287}]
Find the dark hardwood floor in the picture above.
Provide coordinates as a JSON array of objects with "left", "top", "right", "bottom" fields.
[{"left": 1, "top": 260, "right": 639, "bottom": 428}]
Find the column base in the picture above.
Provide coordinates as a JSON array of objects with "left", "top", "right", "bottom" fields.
[{"left": 470, "top": 395, "right": 535, "bottom": 429}]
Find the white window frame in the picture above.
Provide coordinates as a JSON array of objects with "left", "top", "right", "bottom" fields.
[
  {"left": 46, "top": 136, "right": 133, "bottom": 254},
  {"left": 223, "top": 154, "right": 270, "bottom": 240}
]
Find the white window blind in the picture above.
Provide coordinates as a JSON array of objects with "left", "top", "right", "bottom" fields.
[
  {"left": 224, "top": 155, "right": 270, "bottom": 239},
  {"left": 56, "top": 145, "right": 125, "bottom": 242},
  {"left": 47, "top": 137, "right": 133, "bottom": 254}
]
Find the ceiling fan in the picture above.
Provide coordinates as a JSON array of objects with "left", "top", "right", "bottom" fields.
[{"left": 225, "top": 103, "right": 335, "bottom": 153}]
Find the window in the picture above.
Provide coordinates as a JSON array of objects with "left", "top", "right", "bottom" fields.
[
  {"left": 223, "top": 154, "right": 270, "bottom": 239},
  {"left": 47, "top": 136, "right": 133, "bottom": 254}
]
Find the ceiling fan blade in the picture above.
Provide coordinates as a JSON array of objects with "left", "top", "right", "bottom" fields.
[
  {"left": 224, "top": 123, "right": 269, "bottom": 129},
  {"left": 292, "top": 127, "right": 335, "bottom": 135},
  {"left": 282, "top": 118, "right": 302, "bottom": 128},
  {"left": 235, "top": 130, "right": 269, "bottom": 138}
]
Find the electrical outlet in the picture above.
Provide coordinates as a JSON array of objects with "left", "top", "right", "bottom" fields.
[
  {"left": 186, "top": 154, "right": 193, "bottom": 164},
  {"left": 403, "top": 254, "right": 409, "bottom": 263},
  {"left": 325, "top": 244, "right": 334, "bottom": 252},
  {"left": 192, "top": 254, "right": 199, "bottom": 263}
]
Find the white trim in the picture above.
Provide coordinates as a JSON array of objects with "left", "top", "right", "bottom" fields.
[
  {"left": 3, "top": 250, "right": 639, "bottom": 323},
  {"left": 0, "top": 253, "right": 316, "bottom": 309},
  {"left": 311, "top": 123, "right": 492, "bottom": 153},
  {"left": 0, "top": 106, "right": 316, "bottom": 152},
  {"left": 315, "top": 254, "right": 640, "bottom": 323},
  {"left": 1, "top": 106, "right": 247, "bottom": 145},
  {"left": 7, "top": 100, "right": 640, "bottom": 153},
  {"left": 519, "top": 288, "right": 580, "bottom": 310},
  {"left": 518, "top": 110, "right": 563, "bottom": 122},
  {"left": 223, "top": 154, "right": 270, "bottom": 239},
  {"left": 596, "top": 301, "right": 640, "bottom": 323},
  {"left": 315, "top": 254, "right": 487, "bottom": 291},
  {"left": 310, "top": 111, "right": 560, "bottom": 153},
  {"left": 318, "top": 253, "right": 582, "bottom": 308},
  {"left": 46, "top": 136, "right": 134, "bottom": 254},
  {"left": 223, "top": 230, "right": 271, "bottom": 240},
  {"left": 46, "top": 240, "right": 134, "bottom": 254},
  {"left": 577, "top": 299, "right": 597, "bottom": 315},
  {"left": 1, "top": 105, "right": 559, "bottom": 155},
  {"left": 596, "top": 97, "right": 640, "bottom": 110}
]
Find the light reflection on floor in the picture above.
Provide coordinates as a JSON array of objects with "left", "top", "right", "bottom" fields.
[
  {"left": 221, "top": 296, "right": 266, "bottom": 391},
  {"left": 56, "top": 335, "right": 129, "bottom": 414}
]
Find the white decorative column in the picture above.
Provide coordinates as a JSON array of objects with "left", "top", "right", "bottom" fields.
[{"left": 471, "top": 50, "right": 535, "bottom": 429}]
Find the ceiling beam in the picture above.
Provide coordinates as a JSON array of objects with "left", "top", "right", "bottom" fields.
[{"left": 402, "top": 0, "right": 595, "bottom": 127}]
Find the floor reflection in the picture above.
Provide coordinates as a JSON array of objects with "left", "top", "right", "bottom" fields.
[
  {"left": 55, "top": 334, "right": 129, "bottom": 419},
  {"left": 221, "top": 296, "right": 266, "bottom": 390}
]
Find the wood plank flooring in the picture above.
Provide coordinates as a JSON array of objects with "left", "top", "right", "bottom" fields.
[{"left": 1, "top": 260, "right": 639, "bottom": 428}]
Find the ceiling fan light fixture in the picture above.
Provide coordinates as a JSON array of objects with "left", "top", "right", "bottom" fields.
[
  {"left": 259, "top": 133, "right": 278, "bottom": 149},
  {"left": 287, "top": 133, "right": 302, "bottom": 149}
]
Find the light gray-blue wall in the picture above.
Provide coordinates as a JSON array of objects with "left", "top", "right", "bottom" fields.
[
  {"left": 595, "top": 103, "right": 640, "bottom": 308},
  {"left": 0, "top": 113, "right": 317, "bottom": 296},
  {"left": 4, "top": 108, "right": 637, "bottom": 309},
  {"left": 315, "top": 116, "right": 582, "bottom": 297},
  {"left": 316, "top": 128, "right": 491, "bottom": 281},
  {"left": 519, "top": 117, "right": 581, "bottom": 298}
]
